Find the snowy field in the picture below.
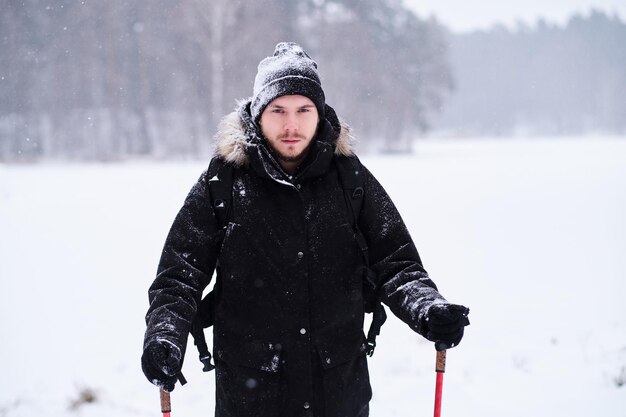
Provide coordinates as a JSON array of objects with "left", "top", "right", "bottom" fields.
[{"left": 1, "top": 137, "right": 625, "bottom": 417}]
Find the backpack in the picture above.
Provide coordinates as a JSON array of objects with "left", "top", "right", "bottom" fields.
[{"left": 189, "top": 155, "right": 387, "bottom": 373}]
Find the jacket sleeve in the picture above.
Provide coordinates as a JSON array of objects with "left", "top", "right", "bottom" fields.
[
  {"left": 142, "top": 167, "right": 222, "bottom": 357},
  {"left": 359, "top": 165, "right": 447, "bottom": 338}
]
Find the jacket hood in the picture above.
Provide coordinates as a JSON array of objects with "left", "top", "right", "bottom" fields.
[{"left": 214, "top": 99, "right": 355, "bottom": 167}]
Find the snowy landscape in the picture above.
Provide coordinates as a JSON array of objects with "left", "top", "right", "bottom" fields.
[{"left": 1, "top": 136, "right": 625, "bottom": 417}]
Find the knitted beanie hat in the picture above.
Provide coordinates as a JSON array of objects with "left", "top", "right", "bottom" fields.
[{"left": 251, "top": 42, "right": 326, "bottom": 123}]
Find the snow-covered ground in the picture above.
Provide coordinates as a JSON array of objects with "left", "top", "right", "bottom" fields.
[{"left": 1, "top": 137, "right": 625, "bottom": 417}]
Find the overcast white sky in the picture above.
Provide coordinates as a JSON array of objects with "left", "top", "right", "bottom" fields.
[{"left": 402, "top": 0, "right": 626, "bottom": 32}]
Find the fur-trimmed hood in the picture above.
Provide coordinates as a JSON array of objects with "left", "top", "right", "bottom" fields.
[{"left": 214, "top": 99, "right": 355, "bottom": 167}]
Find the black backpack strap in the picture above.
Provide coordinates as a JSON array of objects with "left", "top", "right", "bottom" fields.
[
  {"left": 207, "top": 157, "right": 235, "bottom": 231},
  {"left": 190, "top": 320, "right": 215, "bottom": 372},
  {"left": 335, "top": 156, "right": 368, "bottom": 265},
  {"left": 366, "top": 302, "right": 387, "bottom": 356},
  {"left": 190, "top": 157, "right": 235, "bottom": 372},
  {"left": 335, "top": 156, "right": 386, "bottom": 356}
]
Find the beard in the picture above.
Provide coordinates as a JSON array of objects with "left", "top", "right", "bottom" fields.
[
  {"left": 277, "top": 151, "right": 307, "bottom": 164},
  {"left": 272, "top": 131, "right": 316, "bottom": 164},
  {"left": 277, "top": 142, "right": 311, "bottom": 164}
]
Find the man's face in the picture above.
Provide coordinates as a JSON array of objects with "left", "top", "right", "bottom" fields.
[{"left": 259, "top": 95, "right": 319, "bottom": 172}]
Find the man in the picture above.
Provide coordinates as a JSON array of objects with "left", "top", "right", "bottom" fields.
[{"left": 142, "top": 42, "right": 470, "bottom": 417}]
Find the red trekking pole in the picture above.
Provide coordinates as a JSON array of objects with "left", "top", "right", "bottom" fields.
[
  {"left": 158, "top": 373, "right": 186, "bottom": 416},
  {"left": 160, "top": 389, "right": 171, "bottom": 417},
  {"left": 433, "top": 350, "right": 446, "bottom": 417}
]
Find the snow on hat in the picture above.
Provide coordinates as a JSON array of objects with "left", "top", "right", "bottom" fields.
[{"left": 251, "top": 42, "right": 325, "bottom": 123}]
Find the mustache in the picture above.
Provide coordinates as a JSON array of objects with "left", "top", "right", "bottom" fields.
[{"left": 278, "top": 132, "right": 307, "bottom": 140}]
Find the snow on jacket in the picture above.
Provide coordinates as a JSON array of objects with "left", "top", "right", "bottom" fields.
[{"left": 143, "top": 100, "right": 447, "bottom": 417}]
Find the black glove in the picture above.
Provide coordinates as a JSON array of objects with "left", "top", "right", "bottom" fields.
[
  {"left": 141, "top": 340, "right": 182, "bottom": 392},
  {"left": 425, "top": 303, "right": 470, "bottom": 351}
]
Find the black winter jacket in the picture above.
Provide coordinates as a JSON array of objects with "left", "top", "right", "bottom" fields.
[{"left": 143, "top": 101, "right": 447, "bottom": 417}]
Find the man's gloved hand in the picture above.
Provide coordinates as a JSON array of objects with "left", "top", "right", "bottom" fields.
[
  {"left": 425, "top": 303, "right": 470, "bottom": 351},
  {"left": 141, "top": 340, "right": 182, "bottom": 392}
]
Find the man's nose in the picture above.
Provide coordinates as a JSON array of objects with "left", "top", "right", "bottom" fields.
[{"left": 284, "top": 114, "right": 299, "bottom": 131}]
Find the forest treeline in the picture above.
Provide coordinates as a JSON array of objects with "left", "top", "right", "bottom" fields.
[
  {"left": 1, "top": 2, "right": 625, "bottom": 162},
  {"left": 1, "top": 0, "right": 451, "bottom": 161},
  {"left": 438, "top": 10, "right": 626, "bottom": 136}
]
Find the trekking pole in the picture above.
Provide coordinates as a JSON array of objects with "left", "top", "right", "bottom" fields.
[
  {"left": 158, "top": 373, "right": 185, "bottom": 417},
  {"left": 433, "top": 349, "right": 446, "bottom": 417},
  {"left": 160, "top": 389, "right": 171, "bottom": 417}
]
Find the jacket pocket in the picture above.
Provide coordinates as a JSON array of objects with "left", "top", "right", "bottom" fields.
[
  {"left": 215, "top": 338, "right": 282, "bottom": 373},
  {"left": 315, "top": 332, "right": 372, "bottom": 417},
  {"left": 315, "top": 331, "right": 368, "bottom": 369},
  {"left": 214, "top": 339, "right": 284, "bottom": 417}
]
